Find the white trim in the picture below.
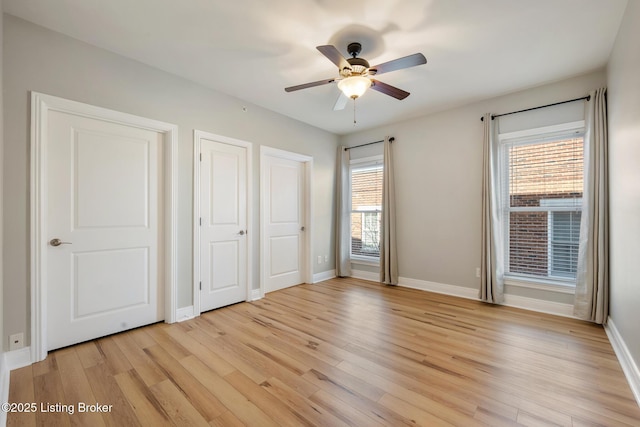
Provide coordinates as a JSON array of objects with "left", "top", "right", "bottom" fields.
[
  {"left": 505, "top": 277, "right": 576, "bottom": 295},
  {"left": 192, "top": 130, "right": 253, "bottom": 317},
  {"left": 0, "top": 353, "right": 8, "bottom": 427},
  {"left": 604, "top": 317, "right": 640, "bottom": 407},
  {"left": 398, "top": 276, "right": 478, "bottom": 300},
  {"left": 176, "top": 306, "right": 195, "bottom": 323},
  {"left": 30, "top": 92, "right": 179, "bottom": 363},
  {"left": 349, "top": 155, "right": 383, "bottom": 166},
  {"left": 398, "top": 275, "right": 577, "bottom": 319},
  {"left": 313, "top": 270, "right": 336, "bottom": 283},
  {"left": 4, "top": 347, "right": 31, "bottom": 371},
  {"left": 260, "top": 146, "right": 314, "bottom": 295},
  {"left": 498, "top": 120, "right": 585, "bottom": 141},
  {"left": 502, "top": 294, "right": 576, "bottom": 318},
  {"left": 351, "top": 268, "right": 379, "bottom": 282},
  {"left": 351, "top": 258, "right": 380, "bottom": 267},
  {"left": 0, "top": 347, "right": 34, "bottom": 424},
  {"left": 249, "top": 289, "right": 263, "bottom": 301}
]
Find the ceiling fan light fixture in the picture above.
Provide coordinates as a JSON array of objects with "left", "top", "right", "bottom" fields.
[{"left": 338, "top": 76, "right": 371, "bottom": 99}]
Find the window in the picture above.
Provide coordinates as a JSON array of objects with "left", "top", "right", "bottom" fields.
[
  {"left": 499, "top": 122, "right": 584, "bottom": 286},
  {"left": 350, "top": 157, "right": 383, "bottom": 261}
]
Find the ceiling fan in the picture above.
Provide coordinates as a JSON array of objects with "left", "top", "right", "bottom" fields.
[{"left": 285, "top": 42, "right": 427, "bottom": 110}]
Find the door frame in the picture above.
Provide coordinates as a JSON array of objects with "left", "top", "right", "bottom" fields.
[
  {"left": 259, "top": 146, "right": 313, "bottom": 297},
  {"left": 192, "top": 130, "right": 253, "bottom": 317},
  {"left": 30, "top": 92, "right": 179, "bottom": 363}
]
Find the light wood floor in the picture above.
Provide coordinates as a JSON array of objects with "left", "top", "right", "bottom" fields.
[{"left": 8, "top": 278, "right": 640, "bottom": 426}]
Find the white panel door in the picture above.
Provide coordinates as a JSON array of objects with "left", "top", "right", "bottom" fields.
[
  {"left": 200, "top": 138, "right": 248, "bottom": 311},
  {"left": 46, "top": 110, "right": 164, "bottom": 350},
  {"left": 264, "top": 155, "right": 305, "bottom": 293}
]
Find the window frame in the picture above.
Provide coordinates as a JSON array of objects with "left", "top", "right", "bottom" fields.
[
  {"left": 349, "top": 155, "right": 383, "bottom": 265},
  {"left": 498, "top": 121, "right": 585, "bottom": 292}
]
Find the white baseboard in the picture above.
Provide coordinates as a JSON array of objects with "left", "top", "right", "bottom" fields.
[
  {"left": 503, "top": 294, "right": 576, "bottom": 318},
  {"left": 1, "top": 351, "right": 9, "bottom": 427},
  {"left": 0, "top": 346, "right": 33, "bottom": 423},
  {"left": 604, "top": 317, "right": 640, "bottom": 407},
  {"left": 351, "top": 269, "right": 379, "bottom": 282},
  {"left": 249, "top": 288, "right": 263, "bottom": 301},
  {"left": 313, "top": 269, "right": 336, "bottom": 283},
  {"left": 176, "top": 306, "right": 195, "bottom": 322},
  {"left": 4, "top": 347, "right": 32, "bottom": 371},
  {"left": 398, "top": 276, "right": 478, "bottom": 300}
]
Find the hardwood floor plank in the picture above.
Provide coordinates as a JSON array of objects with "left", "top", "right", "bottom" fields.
[
  {"left": 32, "top": 368, "right": 71, "bottom": 427},
  {"left": 209, "top": 411, "right": 246, "bottom": 427},
  {"left": 74, "top": 342, "right": 104, "bottom": 370},
  {"left": 7, "top": 366, "right": 36, "bottom": 427},
  {"left": 7, "top": 278, "right": 640, "bottom": 426},
  {"left": 111, "top": 332, "right": 167, "bottom": 387},
  {"left": 113, "top": 370, "right": 171, "bottom": 427},
  {"left": 84, "top": 362, "right": 141, "bottom": 427},
  {"left": 54, "top": 348, "right": 106, "bottom": 427},
  {"left": 150, "top": 379, "right": 210, "bottom": 427},
  {"left": 224, "top": 370, "right": 317, "bottom": 427},
  {"left": 95, "top": 338, "right": 133, "bottom": 376},
  {"left": 259, "top": 376, "right": 350, "bottom": 427},
  {"left": 179, "top": 355, "right": 280, "bottom": 427},
  {"left": 144, "top": 345, "right": 227, "bottom": 421},
  {"left": 309, "top": 388, "right": 387, "bottom": 427}
]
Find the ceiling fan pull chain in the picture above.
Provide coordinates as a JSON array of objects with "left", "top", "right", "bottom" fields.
[{"left": 353, "top": 98, "right": 357, "bottom": 126}]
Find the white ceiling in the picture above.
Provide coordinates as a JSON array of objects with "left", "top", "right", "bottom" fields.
[{"left": 4, "top": 0, "right": 628, "bottom": 135}]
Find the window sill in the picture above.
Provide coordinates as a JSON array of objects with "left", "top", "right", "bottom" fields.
[
  {"left": 504, "top": 275, "right": 576, "bottom": 295},
  {"left": 351, "top": 257, "right": 380, "bottom": 267}
]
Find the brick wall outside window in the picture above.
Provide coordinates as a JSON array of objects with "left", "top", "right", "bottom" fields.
[
  {"left": 507, "top": 138, "right": 583, "bottom": 278},
  {"left": 351, "top": 167, "right": 382, "bottom": 257}
]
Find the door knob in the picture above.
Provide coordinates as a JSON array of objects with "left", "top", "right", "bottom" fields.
[
  {"left": 50, "top": 238, "right": 72, "bottom": 247},
  {"left": 238, "top": 230, "right": 245, "bottom": 235},
  {"left": 300, "top": 226, "right": 305, "bottom": 231}
]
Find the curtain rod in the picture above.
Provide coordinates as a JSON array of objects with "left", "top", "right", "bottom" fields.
[
  {"left": 344, "top": 137, "right": 395, "bottom": 151},
  {"left": 480, "top": 95, "right": 591, "bottom": 121}
]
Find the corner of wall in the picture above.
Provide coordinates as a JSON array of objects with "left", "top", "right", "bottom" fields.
[{"left": 604, "top": 318, "right": 640, "bottom": 407}]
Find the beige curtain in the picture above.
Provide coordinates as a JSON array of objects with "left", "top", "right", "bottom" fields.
[
  {"left": 335, "top": 146, "right": 352, "bottom": 277},
  {"left": 480, "top": 113, "right": 505, "bottom": 303},
  {"left": 380, "top": 137, "right": 398, "bottom": 285},
  {"left": 574, "top": 88, "right": 609, "bottom": 324}
]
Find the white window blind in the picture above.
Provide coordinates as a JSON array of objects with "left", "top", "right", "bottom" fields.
[
  {"left": 350, "top": 159, "right": 382, "bottom": 259},
  {"left": 500, "top": 125, "right": 584, "bottom": 284}
]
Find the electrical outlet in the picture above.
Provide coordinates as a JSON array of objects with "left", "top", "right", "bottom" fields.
[
  {"left": 476, "top": 267, "right": 481, "bottom": 278},
  {"left": 317, "top": 255, "right": 322, "bottom": 264},
  {"left": 325, "top": 255, "right": 329, "bottom": 263},
  {"left": 9, "top": 332, "right": 24, "bottom": 351}
]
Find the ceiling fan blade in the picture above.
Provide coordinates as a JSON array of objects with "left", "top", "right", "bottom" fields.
[
  {"left": 317, "top": 45, "right": 350, "bottom": 71},
  {"left": 370, "top": 79, "right": 410, "bottom": 100},
  {"left": 285, "top": 78, "right": 335, "bottom": 92},
  {"left": 369, "top": 53, "right": 427, "bottom": 75},
  {"left": 333, "top": 92, "right": 349, "bottom": 111}
]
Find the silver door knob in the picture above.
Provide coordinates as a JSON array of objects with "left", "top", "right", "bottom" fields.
[
  {"left": 238, "top": 230, "right": 245, "bottom": 235},
  {"left": 50, "top": 238, "right": 72, "bottom": 247}
]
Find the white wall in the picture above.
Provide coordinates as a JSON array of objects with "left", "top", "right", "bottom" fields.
[
  {"left": 607, "top": 0, "right": 640, "bottom": 373},
  {"left": 0, "top": 1, "right": 4, "bottom": 354},
  {"left": 341, "top": 69, "right": 606, "bottom": 304},
  {"left": 2, "top": 15, "right": 338, "bottom": 348}
]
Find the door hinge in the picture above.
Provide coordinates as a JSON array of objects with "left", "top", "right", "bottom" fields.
[
  {"left": 199, "top": 217, "right": 202, "bottom": 226},
  {"left": 200, "top": 153, "right": 202, "bottom": 161},
  {"left": 199, "top": 281, "right": 202, "bottom": 291}
]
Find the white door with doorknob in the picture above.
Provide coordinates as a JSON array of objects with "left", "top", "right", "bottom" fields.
[
  {"left": 198, "top": 136, "right": 249, "bottom": 312},
  {"left": 46, "top": 109, "right": 165, "bottom": 351}
]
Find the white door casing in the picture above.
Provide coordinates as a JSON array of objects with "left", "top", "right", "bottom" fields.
[
  {"left": 260, "top": 146, "right": 313, "bottom": 295},
  {"left": 31, "top": 92, "right": 178, "bottom": 362},
  {"left": 193, "top": 131, "right": 252, "bottom": 314}
]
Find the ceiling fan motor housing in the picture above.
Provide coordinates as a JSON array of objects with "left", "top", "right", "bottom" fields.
[{"left": 347, "top": 42, "right": 362, "bottom": 57}]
